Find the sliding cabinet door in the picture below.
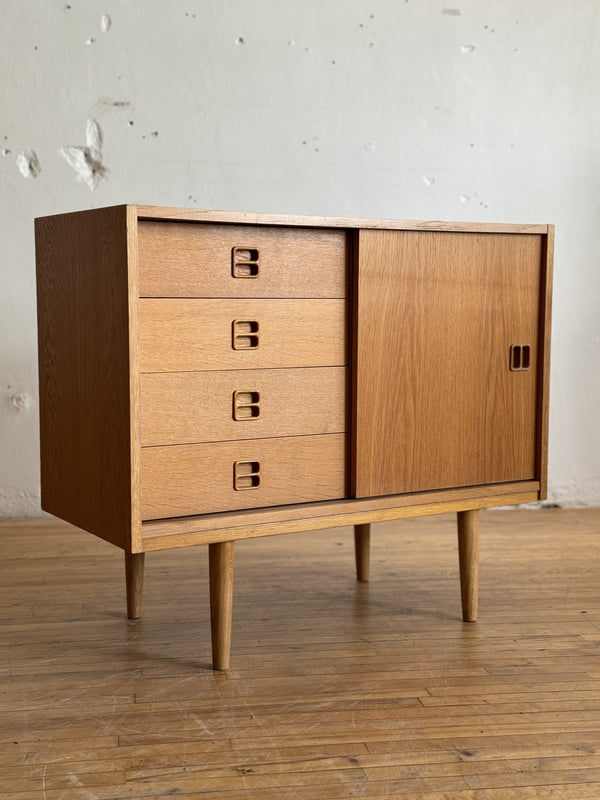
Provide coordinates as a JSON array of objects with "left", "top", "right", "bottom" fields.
[{"left": 352, "top": 229, "right": 543, "bottom": 498}]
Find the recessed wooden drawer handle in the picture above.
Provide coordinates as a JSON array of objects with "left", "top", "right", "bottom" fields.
[
  {"left": 232, "top": 320, "right": 260, "bottom": 350},
  {"left": 233, "top": 390, "right": 261, "bottom": 421},
  {"left": 234, "top": 460, "right": 260, "bottom": 490},
  {"left": 510, "top": 344, "right": 531, "bottom": 371},
  {"left": 232, "top": 246, "right": 259, "bottom": 278}
]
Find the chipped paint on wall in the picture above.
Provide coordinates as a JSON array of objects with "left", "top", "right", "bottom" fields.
[
  {"left": 100, "top": 14, "right": 112, "bottom": 33},
  {"left": 16, "top": 151, "right": 41, "bottom": 178},
  {"left": 59, "top": 119, "right": 107, "bottom": 191},
  {"left": 9, "top": 392, "right": 30, "bottom": 411}
]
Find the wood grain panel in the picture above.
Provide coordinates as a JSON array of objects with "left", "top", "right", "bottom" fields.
[
  {"left": 141, "top": 367, "right": 347, "bottom": 446},
  {"left": 139, "top": 299, "right": 347, "bottom": 372},
  {"left": 137, "top": 205, "right": 550, "bottom": 234},
  {"left": 352, "top": 230, "right": 543, "bottom": 498},
  {"left": 35, "top": 206, "right": 136, "bottom": 549},
  {"left": 141, "top": 434, "right": 347, "bottom": 519},
  {"left": 138, "top": 221, "right": 348, "bottom": 298}
]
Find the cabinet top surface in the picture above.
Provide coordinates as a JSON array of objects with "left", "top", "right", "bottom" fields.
[{"left": 35, "top": 204, "right": 551, "bottom": 235}]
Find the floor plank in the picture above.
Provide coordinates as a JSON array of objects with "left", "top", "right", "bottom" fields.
[{"left": 1, "top": 509, "right": 600, "bottom": 798}]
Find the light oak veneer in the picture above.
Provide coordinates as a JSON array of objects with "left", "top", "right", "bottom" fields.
[
  {"left": 139, "top": 298, "right": 347, "bottom": 372},
  {"left": 352, "top": 230, "right": 541, "bottom": 496},
  {"left": 35, "top": 205, "right": 553, "bottom": 670},
  {"left": 141, "top": 434, "right": 348, "bottom": 519},
  {"left": 140, "top": 366, "right": 347, "bottom": 447},
  {"left": 138, "top": 220, "right": 348, "bottom": 298}
]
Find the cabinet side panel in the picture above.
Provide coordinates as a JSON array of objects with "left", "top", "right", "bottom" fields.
[
  {"left": 127, "top": 206, "right": 142, "bottom": 552},
  {"left": 353, "top": 229, "right": 542, "bottom": 498},
  {"left": 536, "top": 226, "right": 554, "bottom": 499},
  {"left": 35, "top": 207, "right": 133, "bottom": 548}
]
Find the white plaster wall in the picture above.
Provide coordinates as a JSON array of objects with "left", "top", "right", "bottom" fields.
[{"left": 1, "top": 0, "right": 599, "bottom": 514}]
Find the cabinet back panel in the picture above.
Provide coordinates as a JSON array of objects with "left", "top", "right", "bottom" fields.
[{"left": 353, "top": 230, "right": 542, "bottom": 497}]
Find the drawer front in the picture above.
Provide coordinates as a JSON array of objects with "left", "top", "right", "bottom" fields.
[
  {"left": 139, "top": 299, "right": 347, "bottom": 372},
  {"left": 141, "top": 366, "right": 347, "bottom": 446},
  {"left": 138, "top": 221, "right": 347, "bottom": 298},
  {"left": 140, "top": 434, "right": 347, "bottom": 519}
]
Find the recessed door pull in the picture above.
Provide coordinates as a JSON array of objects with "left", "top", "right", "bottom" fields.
[
  {"left": 233, "top": 460, "right": 260, "bottom": 490},
  {"left": 232, "top": 320, "right": 260, "bottom": 350},
  {"left": 510, "top": 344, "right": 531, "bottom": 371},
  {"left": 233, "top": 391, "right": 261, "bottom": 420},
  {"left": 232, "top": 246, "right": 259, "bottom": 278}
]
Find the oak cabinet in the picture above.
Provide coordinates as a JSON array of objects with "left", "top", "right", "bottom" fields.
[{"left": 35, "top": 205, "right": 553, "bottom": 669}]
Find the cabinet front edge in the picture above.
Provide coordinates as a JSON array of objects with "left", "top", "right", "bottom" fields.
[
  {"left": 141, "top": 491, "right": 539, "bottom": 551},
  {"left": 135, "top": 205, "right": 550, "bottom": 234}
]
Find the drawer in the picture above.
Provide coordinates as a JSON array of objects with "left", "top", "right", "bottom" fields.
[
  {"left": 138, "top": 221, "right": 348, "bottom": 298},
  {"left": 140, "top": 433, "right": 348, "bottom": 519},
  {"left": 141, "top": 366, "right": 347, "bottom": 446},
  {"left": 139, "top": 299, "right": 347, "bottom": 372}
]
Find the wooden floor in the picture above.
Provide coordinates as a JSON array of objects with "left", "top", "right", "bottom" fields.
[{"left": 2, "top": 510, "right": 600, "bottom": 799}]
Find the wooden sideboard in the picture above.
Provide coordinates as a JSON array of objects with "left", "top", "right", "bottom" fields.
[{"left": 35, "top": 205, "right": 553, "bottom": 669}]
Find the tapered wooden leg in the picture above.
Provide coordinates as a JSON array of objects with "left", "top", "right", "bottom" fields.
[
  {"left": 354, "top": 523, "right": 371, "bottom": 582},
  {"left": 209, "top": 541, "right": 235, "bottom": 670},
  {"left": 457, "top": 509, "right": 479, "bottom": 622},
  {"left": 125, "top": 552, "right": 145, "bottom": 619}
]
